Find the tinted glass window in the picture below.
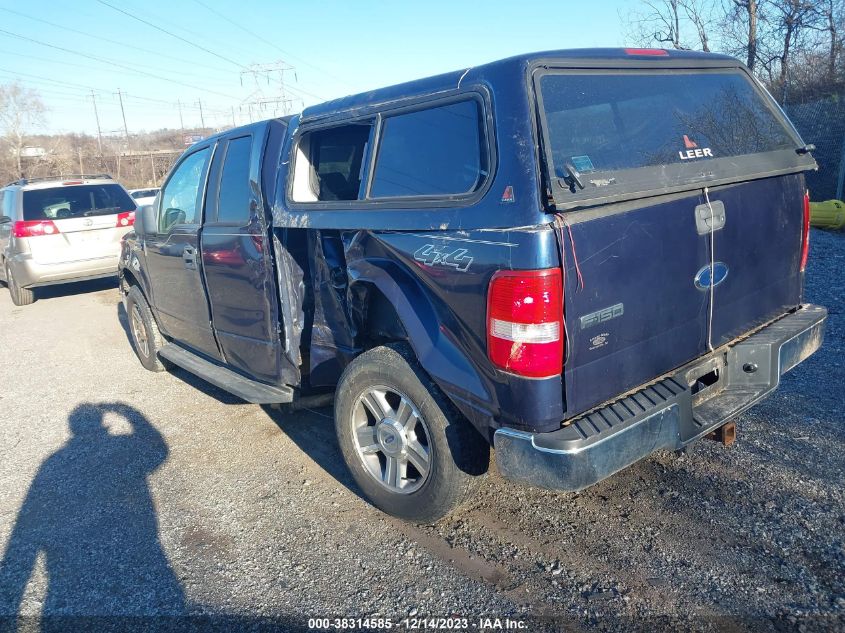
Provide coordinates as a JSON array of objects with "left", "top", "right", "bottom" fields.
[
  {"left": 217, "top": 136, "right": 252, "bottom": 223},
  {"left": 309, "top": 124, "right": 371, "bottom": 201},
  {"left": 370, "top": 100, "right": 485, "bottom": 198},
  {"left": 22, "top": 184, "right": 135, "bottom": 221},
  {"left": 131, "top": 189, "right": 157, "bottom": 199},
  {"left": 539, "top": 71, "right": 795, "bottom": 178},
  {"left": 159, "top": 147, "right": 211, "bottom": 232}
]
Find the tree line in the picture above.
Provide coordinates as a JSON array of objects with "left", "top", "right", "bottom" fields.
[
  {"left": 625, "top": 0, "right": 844, "bottom": 103},
  {"left": 0, "top": 82, "right": 211, "bottom": 188}
]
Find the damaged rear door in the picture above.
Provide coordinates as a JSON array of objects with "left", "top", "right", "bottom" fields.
[
  {"left": 201, "top": 122, "right": 292, "bottom": 385},
  {"left": 534, "top": 64, "right": 816, "bottom": 416}
]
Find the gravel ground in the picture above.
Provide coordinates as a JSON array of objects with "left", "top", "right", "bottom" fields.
[{"left": 0, "top": 228, "right": 842, "bottom": 632}]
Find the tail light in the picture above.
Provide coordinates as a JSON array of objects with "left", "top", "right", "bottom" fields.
[
  {"left": 800, "top": 191, "right": 810, "bottom": 272},
  {"left": 487, "top": 268, "right": 563, "bottom": 378},
  {"left": 116, "top": 211, "right": 135, "bottom": 227},
  {"left": 13, "top": 220, "right": 60, "bottom": 238}
]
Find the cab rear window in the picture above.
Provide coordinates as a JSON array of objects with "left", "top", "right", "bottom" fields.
[
  {"left": 23, "top": 184, "right": 136, "bottom": 221},
  {"left": 539, "top": 70, "right": 796, "bottom": 179}
]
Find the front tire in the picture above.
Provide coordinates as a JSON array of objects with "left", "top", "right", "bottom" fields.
[
  {"left": 335, "top": 345, "right": 488, "bottom": 524},
  {"left": 126, "top": 285, "right": 168, "bottom": 372},
  {"left": 6, "top": 264, "right": 35, "bottom": 306}
]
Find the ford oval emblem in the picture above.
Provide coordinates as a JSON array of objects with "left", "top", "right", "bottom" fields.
[{"left": 694, "top": 262, "right": 729, "bottom": 290}]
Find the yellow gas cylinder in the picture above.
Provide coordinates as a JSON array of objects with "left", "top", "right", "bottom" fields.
[{"left": 809, "top": 200, "right": 845, "bottom": 230}]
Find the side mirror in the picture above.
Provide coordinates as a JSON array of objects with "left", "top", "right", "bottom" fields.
[
  {"left": 0, "top": 215, "right": 11, "bottom": 224},
  {"left": 138, "top": 205, "right": 158, "bottom": 236}
]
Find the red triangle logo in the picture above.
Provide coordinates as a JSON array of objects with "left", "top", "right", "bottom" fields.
[{"left": 683, "top": 135, "right": 698, "bottom": 149}]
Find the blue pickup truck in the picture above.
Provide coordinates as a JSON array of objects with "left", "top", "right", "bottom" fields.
[{"left": 119, "top": 48, "right": 826, "bottom": 523}]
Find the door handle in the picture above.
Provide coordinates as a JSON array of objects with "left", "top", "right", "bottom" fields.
[
  {"left": 695, "top": 200, "right": 726, "bottom": 235},
  {"left": 182, "top": 245, "right": 197, "bottom": 269}
]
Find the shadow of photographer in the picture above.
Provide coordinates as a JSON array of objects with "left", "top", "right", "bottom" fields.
[{"left": 0, "top": 402, "right": 185, "bottom": 626}]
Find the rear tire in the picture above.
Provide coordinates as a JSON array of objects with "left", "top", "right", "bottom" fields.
[
  {"left": 6, "top": 264, "right": 35, "bottom": 306},
  {"left": 335, "top": 345, "right": 488, "bottom": 524},
  {"left": 126, "top": 285, "right": 168, "bottom": 372}
]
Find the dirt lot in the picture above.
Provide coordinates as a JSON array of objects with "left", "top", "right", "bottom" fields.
[{"left": 0, "top": 230, "right": 843, "bottom": 632}]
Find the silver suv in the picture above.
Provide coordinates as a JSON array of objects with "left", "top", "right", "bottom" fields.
[{"left": 0, "top": 174, "right": 137, "bottom": 305}]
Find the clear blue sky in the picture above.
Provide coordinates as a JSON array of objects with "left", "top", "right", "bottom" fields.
[{"left": 0, "top": 0, "right": 637, "bottom": 135}]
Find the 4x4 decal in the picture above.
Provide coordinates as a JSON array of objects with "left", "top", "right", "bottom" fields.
[{"left": 413, "top": 244, "right": 474, "bottom": 272}]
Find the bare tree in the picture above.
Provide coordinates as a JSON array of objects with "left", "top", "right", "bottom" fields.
[
  {"left": 684, "top": 0, "right": 717, "bottom": 50},
  {"left": 725, "top": 0, "right": 761, "bottom": 69},
  {"left": 755, "top": 0, "right": 825, "bottom": 101},
  {"left": 0, "top": 82, "right": 46, "bottom": 179},
  {"left": 818, "top": 0, "right": 844, "bottom": 83},
  {"left": 624, "top": 0, "right": 716, "bottom": 50}
]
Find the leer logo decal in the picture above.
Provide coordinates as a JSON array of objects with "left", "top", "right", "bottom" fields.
[
  {"left": 678, "top": 135, "right": 714, "bottom": 161},
  {"left": 413, "top": 244, "right": 474, "bottom": 272}
]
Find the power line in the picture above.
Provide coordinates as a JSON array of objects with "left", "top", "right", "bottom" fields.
[
  {"left": 189, "top": 0, "right": 354, "bottom": 91},
  {"left": 0, "top": 27, "right": 243, "bottom": 101},
  {"left": 92, "top": 0, "right": 327, "bottom": 103},
  {"left": 0, "top": 69, "right": 235, "bottom": 117},
  {"left": 94, "top": 0, "right": 247, "bottom": 70},
  {"left": 0, "top": 46, "right": 235, "bottom": 93},
  {"left": 0, "top": 7, "right": 239, "bottom": 77}
]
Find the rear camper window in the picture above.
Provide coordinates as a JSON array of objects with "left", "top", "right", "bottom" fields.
[
  {"left": 537, "top": 69, "right": 807, "bottom": 206},
  {"left": 23, "top": 184, "right": 135, "bottom": 221}
]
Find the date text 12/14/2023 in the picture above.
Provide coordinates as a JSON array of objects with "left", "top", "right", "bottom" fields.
[{"left": 307, "top": 616, "right": 528, "bottom": 630}]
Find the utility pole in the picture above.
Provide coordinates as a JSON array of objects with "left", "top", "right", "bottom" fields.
[
  {"left": 197, "top": 99, "right": 206, "bottom": 130},
  {"left": 177, "top": 99, "right": 185, "bottom": 136},
  {"left": 116, "top": 89, "right": 130, "bottom": 150},
  {"left": 90, "top": 91, "right": 102, "bottom": 156},
  {"left": 231, "top": 106, "right": 236, "bottom": 128},
  {"left": 78, "top": 147, "right": 84, "bottom": 174}
]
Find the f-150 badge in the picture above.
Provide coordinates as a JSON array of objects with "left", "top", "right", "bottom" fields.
[{"left": 413, "top": 244, "right": 473, "bottom": 272}]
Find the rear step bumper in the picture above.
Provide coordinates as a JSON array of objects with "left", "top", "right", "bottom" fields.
[{"left": 493, "top": 304, "right": 827, "bottom": 491}]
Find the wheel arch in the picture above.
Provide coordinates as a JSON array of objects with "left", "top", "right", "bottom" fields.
[{"left": 347, "top": 259, "right": 494, "bottom": 441}]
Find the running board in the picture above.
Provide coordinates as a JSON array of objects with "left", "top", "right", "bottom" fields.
[{"left": 159, "top": 343, "right": 294, "bottom": 404}]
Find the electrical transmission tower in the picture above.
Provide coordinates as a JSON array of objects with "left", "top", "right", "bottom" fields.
[{"left": 239, "top": 60, "right": 300, "bottom": 122}]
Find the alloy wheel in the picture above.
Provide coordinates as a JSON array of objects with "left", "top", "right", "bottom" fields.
[{"left": 351, "top": 386, "right": 432, "bottom": 494}]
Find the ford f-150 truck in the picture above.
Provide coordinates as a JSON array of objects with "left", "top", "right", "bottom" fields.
[{"left": 119, "top": 48, "right": 826, "bottom": 523}]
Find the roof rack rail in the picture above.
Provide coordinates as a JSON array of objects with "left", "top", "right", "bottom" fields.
[{"left": 3, "top": 173, "right": 113, "bottom": 187}]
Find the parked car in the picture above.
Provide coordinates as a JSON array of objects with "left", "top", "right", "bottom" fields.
[
  {"left": 119, "top": 48, "right": 826, "bottom": 523},
  {"left": 0, "top": 174, "right": 137, "bottom": 305},
  {"left": 129, "top": 187, "right": 160, "bottom": 207}
]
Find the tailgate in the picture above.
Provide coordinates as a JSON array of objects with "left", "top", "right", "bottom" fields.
[
  {"left": 533, "top": 62, "right": 816, "bottom": 417},
  {"left": 22, "top": 182, "right": 136, "bottom": 264},
  {"left": 31, "top": 216, "right": 127, "bottom": 264},
  {"left": 558, "top": 174, "right": 805, "bottom": 416}
]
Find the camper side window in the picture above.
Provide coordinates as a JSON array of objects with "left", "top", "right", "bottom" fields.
[{"left": 291, "top": 123, "right": 372, "bottom": 202}]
